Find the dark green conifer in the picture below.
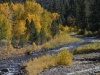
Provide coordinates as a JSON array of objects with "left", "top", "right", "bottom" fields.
[
  {"left": 40, "top": 27, "right": 46, "bottom": 44},
  {"left": 51, "top": 21, "right": 59, "bottom": 37},
  {"left": 29, "top": 19, "right": 38, "bottom": 44}
]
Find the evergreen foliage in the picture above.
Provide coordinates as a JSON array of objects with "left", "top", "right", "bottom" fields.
[
  {"left": 51, "top": 21, "right": 59, "bottom": 37},
  {"left": 36, "top": 0, "right": 100, "bottom": 35},
  {"left": 89, "top": 0, "right": 100, "bottom": 31},
  {"left": 29, "top": 19, "right": 38, "bottom": 44},
  {"left": 39, "top": 27, "right": 46, "bottom": 44}
]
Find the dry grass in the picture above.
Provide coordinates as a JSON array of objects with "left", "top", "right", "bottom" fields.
[
  {"left": 24, "top": 55, "right": 55, "bottom": 75},
  {"left": 74, "top": 42, "right": 100, "bottom": 54},
  {"left": 0, "top": 44, "right": 27, "bottom": 58},
  {"left": 24, "top": 49, "right": 73, "bottom": 75},
  {"left": 0, "top": 33, "right": 79, "bottom": 58},
  {"left": 32, "top": 33, "right": 80, "bottom": 51}
]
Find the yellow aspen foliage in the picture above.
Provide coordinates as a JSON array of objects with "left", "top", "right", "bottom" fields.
[
  {"left": 59, "top": 24, "right": 65, "bottom": 31},
  {"left": 13, "top": 20, "right": 26, "bottom": 39},
  {"left": 24, "top": 49, "right": 73, "bottom": 75},
  {"left": 12, "top": 3, "right": 25, "bottom": 22},
  {"left": 12, "top": 3, "right": 24, "bottom": 14},
  {"left": 56, "top": 49, "right": 73, "bottom": 66},
  {"left": 26, "top": 33, "right": 30, "bottom": 41},
  {"left": 59, "top": 24, "right": 69, "bottom": 31},
  {"left": 27, "top": 14, "right": 41, "bottom": 32},
  {"left": 52, "top": 13, "right": 60, "bottom": 20},
  {"left": 0, "top": 1, "right": 60, "bottom": 44},
  {"left": 33, "top": 16, "right": 41, "bottom": 32},
  {"left": 0, "top": 3, "right": 12, "bottom": 22},
  {"left": 33, "top": 42, "right": 37, "bottom": 49},
  {"left": 8, "top": 44, "right": 14, "bottom": 51},
  {"left": 25, "top": 55, "right": 55, "bottom": 75},
  {"left": 46, "top": 30, "right": 52, "bottom": 38},
  {"left": 65, "top": 26, "right": 69, "bottom": 31},
  {"left": 41, "top": 10, "right": 52, "bottom": 38},
  {"left": 25, "top": 1, "right": 43, "bottom": 14},
  {"left": 0, "top": 14, "right": 12, "bottom": 40}
]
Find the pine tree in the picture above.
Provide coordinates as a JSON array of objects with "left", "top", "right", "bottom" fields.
[
  {"left": 69, "top": 0, "right": 76, "bottom": 16},
  {"left": 18, "top": 34, "right": 26, "bottom": 47},
  {"left": 25, "top": 19, "right": 30, "bottom": 30},
  {"left": 40, "top": 27, "right": 46, "bottom": 44},
  {"left": 64, "top": 1, "right": 69, "bottom": 25},
  {"left": 51, "top": 21, "right": 59, "bottom": 37},
  {"left": 76, "top": 0, "right": 87, "bottom": 29},
  {"left": 29, "top": 19, "right": 38, "bottom": 44},
  {"left": 25, "top": 19, "right": 30, "bottom": 40},
  {"left": 89, "top": 0, "right": 100, "bottom": 31}
]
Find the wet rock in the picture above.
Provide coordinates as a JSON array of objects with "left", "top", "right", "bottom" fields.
[
  {"left": 14, "top": 65, "right": 27, "bottom": 75},
  {"left": 1, "top": 68, "right": 9, "bottom": 72},
  {"left": 25, "top": 51, "right": 32, "bottom": 56},
  {"left": 0, "top": 68, "right": 9, "bottom": 75},
  {"left": 14, "top": 69, "right": 27, "bottom": 75}
]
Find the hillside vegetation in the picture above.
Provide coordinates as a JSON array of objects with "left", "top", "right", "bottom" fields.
[
  {"left": 0, "top": 0, "right": 100, "bottom": 36},
  {"left": 36, "top": 0, "right": 100, "bottom": 36},
  {"left": 0, "top": 1, "right": 80, "bottom": 58},
  {"left": 0, "top": 1, "right": 60, "bottom": 46},
  {"left": 0, "top": 1, "right": 100, "bottom": 75}
]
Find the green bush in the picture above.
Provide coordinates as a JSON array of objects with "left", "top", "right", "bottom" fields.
[
  {"left": 78, "top": 29, "right": 85, "bottom": 35},
  {"left": 97, "top": 30, "right": 100, "bottom": 36},
  {"left": 85, "top": 30, "right": 93, "bottom": 37}
]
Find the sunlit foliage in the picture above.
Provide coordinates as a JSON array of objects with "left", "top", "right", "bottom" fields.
[
  {"left": 0, "top": 1, "right": 60, "bottom": 45},
  {"left": 56, "top": 49, "right": 73, "bottom": 66},
  {"left": 0, "top": 14, "right": 12, "bottom": 40},
  {"left": 74, "top": 42, "right": 100, "bottom": 54},
  {"left": 24, "top": 49, "right": 73, "bottom": 75},
  {"left": 13, "top": 20, "right": 26, "bottom": 39}
]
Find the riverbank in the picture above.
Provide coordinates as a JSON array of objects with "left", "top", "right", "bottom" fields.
[
  {"left": 0, "top": 34, "right": 80, "bottom": 59},
  {"left": 39, "top": 52, "right": 100, "bottom": 75}
]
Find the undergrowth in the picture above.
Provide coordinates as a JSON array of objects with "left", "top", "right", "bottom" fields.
[
  {"left": 74, "top": 42, "right": 100, "bottom": 54},
  {"left": 24, "top": 49, "right": 73, "bottom": 75}
]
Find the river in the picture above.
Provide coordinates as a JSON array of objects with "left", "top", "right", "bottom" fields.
[{"left": 0, "top": 37, "right": 100, "bottom": 75}]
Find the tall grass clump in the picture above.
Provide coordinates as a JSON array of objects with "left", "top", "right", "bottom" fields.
[
  {"left": 24, "top": 55, "right": 56, "bottom": 75},
  {"left": 74, "top": 42, "right": 100, "bottom": 54},
  {"left": 0, "top": 44, "right": 27, "bottom": 58}
]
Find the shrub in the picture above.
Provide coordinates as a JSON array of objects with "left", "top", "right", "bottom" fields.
[
  {"left": 85, "top": 30, "right": 93, "bottom": 37},
  {"left": 78, "top": 29, "right": 85, "bottom": 35},
  {"left": 74, "top": 42, "right": 100, "bottom": 54},
  {"left": 56, "top": 49, "right": 73, "bottom": 66},
  {"left": 24, "top": 49, "right": 73, "bottom": 75},
  {"left": 24, "top": 55, "right": 56, "bottom": 75}
]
